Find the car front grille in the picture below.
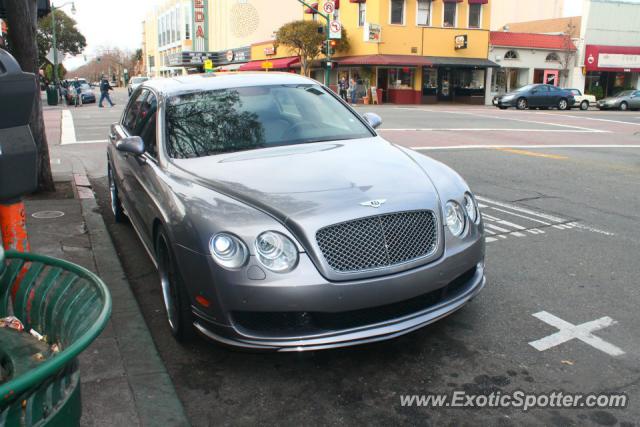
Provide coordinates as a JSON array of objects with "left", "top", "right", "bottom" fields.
[{"left": 315, "top": 210, "right": 438, "bottom": 273}]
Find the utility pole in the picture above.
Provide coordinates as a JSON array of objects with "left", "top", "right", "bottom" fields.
[{"left": 296, "top": 0, "right": 331, "bottom": 86}]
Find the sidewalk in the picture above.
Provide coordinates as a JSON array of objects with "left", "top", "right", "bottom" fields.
[{"left": 24, "top": 99, "right": 190, "bottom": 426}]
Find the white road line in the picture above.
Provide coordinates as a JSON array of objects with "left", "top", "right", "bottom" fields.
[
  {"left": 484, "top": 229, "right": 496, "bottom": 235},
  {"left": 485, "top": 223, "right": 510, "bottom": 233},
  {"left": 495, "top": 219, "right": 527, "bottom": 230},
  {"left": 536, "top": 112, "right": 640, "bottom": 126},
  {"left": 485, "top": 237, "right": 498, "bottom": 243},
  {"left": 476, "top": 196, "right": 567, "bottom": 223},
  {"left": 381, "top": 128, "right": 600, "bottom": 133},
  {"left": 395, "top": 108, "right": 608, "bottom": 133},
  {"left": 411, "top": 144, "right": 640, "bottom": 150},
  {"left": 529, "top": 311, "right": 625, "bottom": 356},
  {"left": 510, "top": 232, "right": 526, "bottom": 237},
  {"left": 487, "top": 206, "right": 552, "bottom": 226},
  {"left": 60, "top": 110, "right": 77, "bottom": 145}
]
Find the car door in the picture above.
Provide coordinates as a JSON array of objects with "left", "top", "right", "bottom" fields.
[
  {"left": 545, "top": 85, "right": 560, "bottom": 107},
  {"left": 110, "top": 89, "right": 147, "bottom": 224},
  {"left": 630, "top": 90, "right": 640, "bottom": 109},
  {"left": 124, "top": 91, "right": 163, "bottom": 245},
  {"left": 529, "top": 85, "right": 547, "bottom": 107}
]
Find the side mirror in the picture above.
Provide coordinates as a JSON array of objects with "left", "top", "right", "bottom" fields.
[
  {"left": 116, "top": 136, "right": 144, "bottom": 156},
  {"left": 362, "top": 112, "right": 382, "bottom": 130}
]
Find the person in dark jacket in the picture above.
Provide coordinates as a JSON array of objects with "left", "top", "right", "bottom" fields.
[{"left": 99, "top": 76, "right": 115, "bottom": 108}]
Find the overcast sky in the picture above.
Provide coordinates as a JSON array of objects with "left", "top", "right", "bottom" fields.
[{"left": 63, "top": 0, "right": 586, "bottom": 70}]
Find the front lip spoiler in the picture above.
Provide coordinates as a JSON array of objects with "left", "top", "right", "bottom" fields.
[{"left": 193, "top": 269, "right": 486, "bottom": 352}]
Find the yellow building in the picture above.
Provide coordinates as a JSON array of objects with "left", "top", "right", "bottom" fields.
[{"left": 250, "top": 0, "right": 495, "bottom": 104}]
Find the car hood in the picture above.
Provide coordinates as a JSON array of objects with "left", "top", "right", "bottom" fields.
[
  {"left": 171, "top": 137, "right": 443, "bottom": 228},
  {"left": 600, "top": 96, "right": 620, "bottom": 102}
]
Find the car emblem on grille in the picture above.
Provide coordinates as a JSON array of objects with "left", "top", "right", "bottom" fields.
[{"left": 360, "top": 199, "right": 386, "bottom": 208}]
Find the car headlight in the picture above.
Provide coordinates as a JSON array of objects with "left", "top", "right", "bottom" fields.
[
  {"left": 445, "top": 201, "right": 466, "bottom": 237},
  {"left": 464, "top": 193, "right": 480, "bottom": 224},
  {"left": 209, "top": 233, "right": 248, "bottom": 269},
  {"left": 255, "top": 231, "right": 299, "bottom": 272}
]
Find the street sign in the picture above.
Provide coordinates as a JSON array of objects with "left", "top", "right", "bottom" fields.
[
  {"left": 261, "top": 61, "right": 274, "bottom": 70},
  {"left": 46, "top": 48, "right": 64, "bottom": 64},
  {"left": 203, "top": 59, "right": 214, "bottom": 73},
  {"left": 363, "top": 23, "right": 381, "bottom": 43},
  {"left": 323, "top": 1, "right": 335, "bottom": 14},
  {"left": 329, "top": 20, "right": 342, "bottom": 39}
]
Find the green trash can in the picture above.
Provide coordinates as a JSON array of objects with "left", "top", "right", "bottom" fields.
[
  {"left": 0, "top": 248, "right": 111, "bottom": 426},
  {"left": 45, "top": 85, "right": 58, "bottom": 106}
]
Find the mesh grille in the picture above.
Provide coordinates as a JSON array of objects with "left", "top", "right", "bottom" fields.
[{"left": 316, "top": 210, "right": 438, "bottom": 273}]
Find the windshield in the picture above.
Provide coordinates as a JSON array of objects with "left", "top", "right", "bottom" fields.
[
  {"left": 80, "top": 84, "right": 91, "bottom": 91},
  {"left": 165, "top": 84, "right": 374, "bottom": 159},
  {"left": 132, "top": 77, "right": 148, "bottom": 84}
]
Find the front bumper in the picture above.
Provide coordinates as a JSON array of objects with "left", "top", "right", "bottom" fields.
[
  {"left": 180, "top": 233, "right": 486, "bottom": 351},
  {"left": 493, "top": 97, "right": 515, "bottom": 108}
]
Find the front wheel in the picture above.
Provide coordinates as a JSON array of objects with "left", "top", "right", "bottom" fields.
[
  {"left": 516, "top": 98, "right": 528, "bottom": 110},
  {"left": 580, "top": 101, "right": 589, "bottom": 110},
  {"left": 156, "top": 228, "right": 195, "bottom": 342},
  {"left": 558, "top": 98, "right": 569, "bottom": 111},
  {"left": 620, "top": 102, "right": 628, "bottom": 111},
  {"left": 108, "top": 165, "right": 126, "bottom": 223}
]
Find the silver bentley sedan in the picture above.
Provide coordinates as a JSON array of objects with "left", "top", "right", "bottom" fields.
[{"left": 107, "top": 72, "right": 486, "bottom": 351}]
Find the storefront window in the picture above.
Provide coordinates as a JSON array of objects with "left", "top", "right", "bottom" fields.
[
  {"left": 388, "top": 67, "right": 415, "bottom": 89},
  {"left": 453, "top": 69, "right": 486, "bottom": 95},
  {"left": 444, "top": 2, "right": 457, "bottom": 28},
  {"left": 390, "top": 0, "right": 405, "bottom": 25},
  {"left": 468, "top": 4, "right": 482, "bottom": 28},
  {"left": 422, "top": 68, "right": 438, "bottom": 95},
  {"left": 358, "top": 3, "right": 366, "bottom": 27},
  {"left": 417, "top": 0, "right": 432, "bottom": 26}
]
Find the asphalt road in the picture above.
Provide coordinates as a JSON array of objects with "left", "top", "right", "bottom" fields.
[{"left": 60, "top": 98, "right": 640, "bottom": 426}]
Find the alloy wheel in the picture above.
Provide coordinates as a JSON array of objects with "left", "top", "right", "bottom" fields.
[
  {"left": 559, "top": 99, "right": 568, "bottom": 110},
  {"left": 517, "top": 98, "right": 527, "bottom": 110}
]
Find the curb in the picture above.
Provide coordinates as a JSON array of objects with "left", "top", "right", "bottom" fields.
[{"left": 75, "top": 174, "right": 190, "bottom": 427}]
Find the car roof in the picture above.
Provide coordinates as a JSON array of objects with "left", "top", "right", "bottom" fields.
[{"left": 141, "top": 72, "right": 320, "bottom": 96}]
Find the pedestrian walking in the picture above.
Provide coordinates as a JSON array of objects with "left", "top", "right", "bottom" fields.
[
  {"left": 72, "top": 79, "right": 83, "bottom": 107},
  {"left": 350, "top": 78, "right": 357, "bottom": 105},
  {"left": 339, "top": 77, "right": 348, "bottom": 102},
  {"left": 99, "top": 76, "right": 115, "bottom": 108}
]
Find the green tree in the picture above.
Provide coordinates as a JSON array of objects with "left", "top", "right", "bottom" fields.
[
  {"left": 274, "top": 20, "right": 350, "bottom": 77},
  {"left": 37, "top": 9, "right": 86, "bottom": 66}
]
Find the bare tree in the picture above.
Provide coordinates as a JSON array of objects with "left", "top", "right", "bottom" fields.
[
  {"left": 5, "top": 0, "right": 55, "bottom": 192},
  {"left": 558, "top": 21, "right": 577, "bottom": 87}
]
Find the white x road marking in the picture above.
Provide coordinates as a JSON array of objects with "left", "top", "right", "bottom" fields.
[{"left": 529, "top": 311, "right": 625, "bottom": 356}]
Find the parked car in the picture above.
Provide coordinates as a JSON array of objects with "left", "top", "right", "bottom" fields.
[
  {"left": 127, "top": 76, "right": 149, "bottom": 95},
  {"left": 107, "top": 73, "right": 486, "bottom": 350},
  {"left": 493, "top": 84, "right": 575, "bottom": 110},
  {"left": 78, "top": 83, "right": 96, "bottom": 103},
  {"left": 597, "top": 89, "right": 640, "bottom": 111},
  {"left": 567, "top": 89, "right": 596, "bottom": 110},
  {"left": 64, "top": 80, "right": 94, "bottom": 105}
]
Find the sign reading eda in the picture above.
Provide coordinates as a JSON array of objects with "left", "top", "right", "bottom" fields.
[{"left": 455, "top": 34, "right": 468, "bottom": 50}]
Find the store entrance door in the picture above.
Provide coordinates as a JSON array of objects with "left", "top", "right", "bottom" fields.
[
  {"left": 438, "top": 68, "right": 453, "bottom": 101},
  {"left": 377, "top": 68, "right": 389, "bottom": 103}
]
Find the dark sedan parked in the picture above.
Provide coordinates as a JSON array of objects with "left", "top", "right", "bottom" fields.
[
  {"left": 107, "top": 73, "right": 486, "bottom": 351},
  {"left": 493, "top": 84, "right": 575, "bottom": 110}
]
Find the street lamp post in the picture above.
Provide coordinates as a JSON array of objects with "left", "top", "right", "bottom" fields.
[
  {"left": 50, "top": 1, "right": 76, "bottom": 87},
  {"left": 296, "top": 0, "right": 331, "bottom": 86}
]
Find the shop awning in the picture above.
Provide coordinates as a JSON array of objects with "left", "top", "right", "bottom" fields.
[
  {"left": 468, "top": 0, "right": 489, "bottom": 4},
  {"left": 424, "top": 56, "right": 499, "bottom": 68},
  {"left": 584, "top": 45, "right": 640, "bottom": 72},
  {"left": 443, "top": 0, "right": 463, "bottom": 3},
  {"left": 336, "top": 55, "right": 435, "bottom": 66},
  {"left": 335, "top": 55, "right": 498, "bottom": 68},
  {"left": 239, "top": 57, "right": 300, "bottom": 71}
]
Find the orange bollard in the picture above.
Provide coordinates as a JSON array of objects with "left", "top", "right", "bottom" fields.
[{"left": 0, "top": 200, "right": 31, "bottom": 299}]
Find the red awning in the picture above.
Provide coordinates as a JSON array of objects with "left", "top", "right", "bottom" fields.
[
  {"left": 239, "top": 57, "right": 300, "bottom": 71},
  {"left": 336, "top": 55, "right": 434, "bottom": 66},
  {"left": 468, "top": 0, "right": 488, "bottom": 4},
  {"left": 305, "top": 2, "right": 319, "bottom": 13}
]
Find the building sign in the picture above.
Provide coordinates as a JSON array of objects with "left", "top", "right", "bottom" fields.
[
  {"left": 264, "top": 45, "right": 276, "bottom": 56},
  {"left": 455, "top": 35, "right": 468, "bottom": 50},
  {"left": 363, "top": 23, "right": 381, "bottom": 43},
  {"left": 193, "top": 0, "right": 208, "bottom": 51},
  {"left": 167, "top": 51, "right": 216, "bottom": 67},
  {"left": 585, "top": 45, "right": 640, "bottom": 72},
  {"left": 226, "top": 50, "right": 234, "bottom": 62}
]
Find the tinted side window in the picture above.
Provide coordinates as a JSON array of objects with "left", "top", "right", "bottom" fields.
[
  {"left": 138, "top": 94, "right": 158, "bottom": 158},
  {"left": 123, "top": 89, "right": 149, "bottom": 132}
]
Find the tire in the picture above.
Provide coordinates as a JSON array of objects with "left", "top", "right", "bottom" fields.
[
  {"left": 108, "top": 165, "right": 126, "bottom": 223},
  {"left": 580, "top": 101, "right": 589, "bottom": 110},
  {"left": 516, "top": 97, "right": 528, "bottom": 110},
  {"left": 558, "top": 98, "right": 569, "bottom": 111},
  {"left": 156, "top": 228, "right": 195, "bottom": 342},
  {"left": 620, "top": 102, "right": 628, "bottom": 111}
]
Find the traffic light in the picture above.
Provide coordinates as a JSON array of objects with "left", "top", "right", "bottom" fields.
[{"left": 321, "top": 40, "right": 337, "bottom": 56}]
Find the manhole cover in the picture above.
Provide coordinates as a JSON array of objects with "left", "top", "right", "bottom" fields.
[{"left": 32, "top": 211, "right": 65, "bottom": 219}]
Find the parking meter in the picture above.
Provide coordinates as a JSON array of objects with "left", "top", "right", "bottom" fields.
[{"left": 0, "top": 48, "right": 38, "bottom": 202}]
